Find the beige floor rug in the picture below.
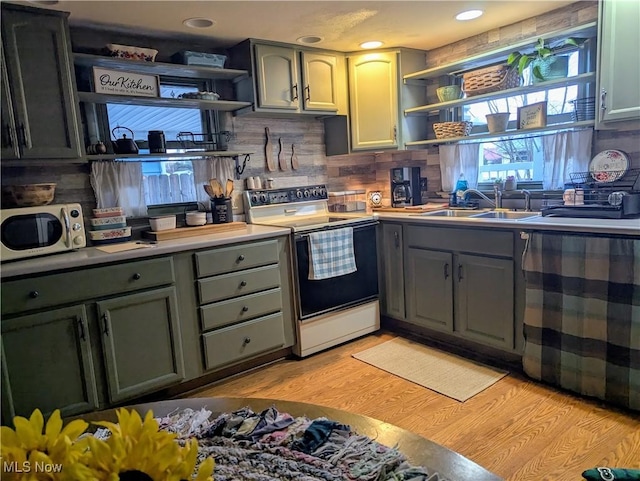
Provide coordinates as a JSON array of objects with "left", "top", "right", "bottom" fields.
[{"left": 352, "top": 337, "right": 508, "bottom": 402}]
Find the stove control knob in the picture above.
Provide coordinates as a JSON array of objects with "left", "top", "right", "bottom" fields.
[
  {"left": 259, "top": 193, "right": 267, "bottom": 203},
  {"left": 303, "top": 189, "right": 310, "bottom": 198},
  {"left": 311, "top": 188, "right": 318, "bottom": 197},
  {"left": 295, "top": 190, "right": 303, "bottom": 199},
  {"left": 251, "top": 194, "right": 258, "bottom": 204},
  {"left": 319, "top": 187, "right": 327, "bottom": 197}
]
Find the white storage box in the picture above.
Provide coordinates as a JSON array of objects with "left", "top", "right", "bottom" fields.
[
  {"left": 149, "top": 215, "right": 176, "bottom": 232},
  {"left": 173, "top": 50, "right": 226, "bottom": 68}
]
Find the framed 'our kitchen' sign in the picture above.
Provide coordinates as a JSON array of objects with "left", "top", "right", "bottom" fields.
[{"left": 92, "top": 67, "right": 159, "bottom": 98}]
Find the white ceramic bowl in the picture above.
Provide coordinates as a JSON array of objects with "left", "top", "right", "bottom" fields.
[
  {"left": 107, "top": 43, "right": 158, "bottom": 62},
  {"left": 185, "top": 211, "right": 207, "bottom": 226},
  {"left": 149, "top": 215, "right": 176, "bottom": 232}
]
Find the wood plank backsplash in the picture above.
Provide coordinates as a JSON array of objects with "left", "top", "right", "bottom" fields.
[{"left": 2, "top": 0, "right": 637, "bottom": 213}]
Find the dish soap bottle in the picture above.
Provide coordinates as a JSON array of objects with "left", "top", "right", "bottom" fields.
[{"left": 454, "top": 173, "right": 468, "bottom": 205}]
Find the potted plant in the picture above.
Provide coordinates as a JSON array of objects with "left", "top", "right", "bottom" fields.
[{"left": 507, "top": 37, "right": 586, "bottom": 83}]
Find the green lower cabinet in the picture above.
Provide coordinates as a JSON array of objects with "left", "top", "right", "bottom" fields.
[
  {"left": 97, "top": 287, "right": 185, "bottom": 404},
  {"left": 456, "top": 254, "right": 514, "bottom": 350},
  {"left": 406, "top": 248, "right": 454, "bottom": 331},
  {"left": 1, "top": 305, "right": 99, "bottom": 419},
  {"left": 380, "top": 223, "right": 405, "bottom": 320},
  {"left": 405, "top": 247, "right": 515, "bottom": 351}
]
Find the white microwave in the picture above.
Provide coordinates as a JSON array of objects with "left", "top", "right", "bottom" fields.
[{"left": 1, "top": 203, "right": 86, "bottom": 262}]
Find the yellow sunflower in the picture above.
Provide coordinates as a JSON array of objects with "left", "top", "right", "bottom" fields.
[
  {"left": 0, "top": 408, "right": 89, "bottom": 480},
  {"left": 0, "top": 408, "right": 214, "bottom": 481}
]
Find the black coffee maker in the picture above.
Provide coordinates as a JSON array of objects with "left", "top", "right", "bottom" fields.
[{"left": 391, "top": 167, "right": 422, "bottom": 207}]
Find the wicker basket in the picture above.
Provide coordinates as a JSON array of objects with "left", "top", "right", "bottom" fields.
[
  {"left": 433, "top": 121, "right": 473, "bottom": 139},
  {"left": 462, "top": 64, "right": 520, "bottom": 97}
]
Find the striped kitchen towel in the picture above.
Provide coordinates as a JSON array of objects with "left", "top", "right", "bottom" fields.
[{"left": 308, "top": 227, "right": 357, "bottom": 280}]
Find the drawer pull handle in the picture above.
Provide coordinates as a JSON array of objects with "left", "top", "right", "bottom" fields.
[
  {"left": 444, "top": 263, "right": 449, "bottom": 279},
  {"left": 240, "top": 280, "right": 247, "bottom": 287},
  {"left": 133, "top": 273, "right": 142, "bottom": 280},
  {"left": 243, "top": 336, "right": 251, "bottom": 345},
  {"left": 29, "top": 291, "right": 39, "bottom": 299},
  {"left": 458, "top": 264, "right": 463, "bottom": 282},
  {"left": 242, "top": 306, "right": 249, "bottom": 312},
  {"left": 237, "top": 255, "right": 245, "bottom": 262}
]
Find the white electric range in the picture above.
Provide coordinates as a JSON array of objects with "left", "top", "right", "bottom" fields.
[{"left": 244, "top": 184, "right": 380, "bottom": 357}]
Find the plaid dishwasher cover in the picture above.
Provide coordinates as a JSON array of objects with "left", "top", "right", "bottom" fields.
[
  {"left": 308, "top": 227, "right": 357, "bottom": 280},
  {"left": 522, "top": 232, "right": 640, "bottom": 410}
]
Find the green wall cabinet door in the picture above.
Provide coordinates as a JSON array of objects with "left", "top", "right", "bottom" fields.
[
  {"left": 347, "top": 51, "right": 399, "bottom": 150},
  {"left": 254, "top": 44, "right": 299, "bottom": 111},
  {"left": 456, "top": 254, "right": 514, "bottom": 350},
  {"left": 596, "top": 0, "right": 640, "bottom": 124},
  {"left": 380, "top": 223, "right": 405, "bottom": 320},
  {"left": 97, "top": 287, "right": 185, "bottom": 404},
  {"left": 406, "top": 247, "right": 454, "bottom": 331},
  {"left": 1, "top": 305, "right": 98, "bottom": 419},
  {"left": 1, "top": 4, "right": 82, "bottom": 160}
]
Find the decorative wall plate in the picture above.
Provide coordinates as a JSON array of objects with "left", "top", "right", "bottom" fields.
[
  {"left": 589, "top": 150, "right": 629, "bottom": 183},
  {"left": 369, "top": 191, "right": 382, "bottom": 207}
]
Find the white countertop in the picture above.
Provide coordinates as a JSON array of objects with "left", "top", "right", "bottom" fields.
[
  {"left": 1, "top": 224, "right": 291, "bottom": 279},
  {"left": 373, "top": 211, "right": 640, "bottom": 236}
]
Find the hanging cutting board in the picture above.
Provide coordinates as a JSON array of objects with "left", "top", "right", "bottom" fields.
[
  {"left": 291, "top": 143, "right": 299, "bottom": 170},
  {"left": 265, "top": 127, "right": 276, "bottom": 172},
  {"left": 143, "top": 222, "right": 247, "bottom": 241},
  {"left": 278, "top": 137, "right": 288, "bottom": 170}
]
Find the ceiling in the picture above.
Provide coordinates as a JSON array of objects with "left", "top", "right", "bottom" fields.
[{"left": 18, "top": 0, "right": 577, "bottom": 52}]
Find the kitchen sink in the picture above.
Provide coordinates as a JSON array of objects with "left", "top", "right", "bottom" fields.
[
  {"left": 418, "top": 209, "right": 483, "bottom": 217},
  {"left": 470, "top": 211, "right": 540, "bottom": 220}
]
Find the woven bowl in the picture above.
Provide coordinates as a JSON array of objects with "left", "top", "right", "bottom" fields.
[
  {"left": 1, "top": 183, "right": 56, "bottom": 207},
  {"left": 433, "top": 121, "right": 473, "bottom": 139},
  {"left": 436, "top": 85, "right": 463, "bottom": 102}
]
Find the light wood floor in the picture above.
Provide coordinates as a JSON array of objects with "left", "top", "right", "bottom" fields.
[{"left": 186, "top": 331, "right": 640, "bottom": 481}]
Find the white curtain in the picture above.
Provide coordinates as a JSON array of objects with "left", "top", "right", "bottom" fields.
[
  {"left": 541, "top": 129, "right": 593, "bottom": 190},
  {"left": 439, "top": 143, "right": 480, "bottom": 191},
  {"left": 192, "top": 157, "right": 236, "bottom": 204},
  {"left": 90, "top": 162, "right": 146, "bottom": 217}
]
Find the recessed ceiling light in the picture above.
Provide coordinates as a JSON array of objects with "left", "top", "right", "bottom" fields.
[
  {"left": 296, "top": 36, "right": 324, "bottom": 45},
  {"left": 360, "top": 41, "right": 383, "bottom": 49},
  {"left": 455, "top": 10, "right": 483, "bottom": 21},
  {"left": 183, "top": 17, "right": 215, "bottom": 29}
]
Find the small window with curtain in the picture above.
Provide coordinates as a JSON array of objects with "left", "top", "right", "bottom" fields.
[{"left": 439, "top": 35, "right": 597, "bottom": 193}]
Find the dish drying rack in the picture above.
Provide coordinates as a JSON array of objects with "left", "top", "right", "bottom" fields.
[
  {"left": 177, "top": 131, "right": 231, "bottom": 152},
  {"left": 567, "top": 168, "right": 640, "bottom": 204}
]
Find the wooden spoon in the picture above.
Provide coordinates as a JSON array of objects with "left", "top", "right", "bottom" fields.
[
  {"left": 210, "top": 178, "right": 223, "bottom": 197},
  {"left": 291, "top": 143, "right": 299, "bottom": 170},
  {"left": 225, "top": 179, "right": 234, "bottom": 198},
  {"left": 278, "top": 137, "right": 288, "bottom": 170},
  {"left": 203, "top": 184, "right": 216, "bottom": 198}
]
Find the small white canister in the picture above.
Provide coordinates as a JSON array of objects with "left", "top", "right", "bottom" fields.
[{"left": 185, "top": 211, "right": 207, "bottom": 226}]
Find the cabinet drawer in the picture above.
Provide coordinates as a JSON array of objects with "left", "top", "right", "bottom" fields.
[
  {"left": 406, "top": 225, "right": 513, "bottom": 257},
  {"left": 202, "top": 312, "right": 285, "bottom": 371},
  {"left": 1, "top": 257, "right": 175, "bottom": 316},
  {"left": 200, "top": 288, "right": 282, "bottom": 331},
  {"left": 198, "top": 264, "right": 281, "bottom": 304},
  {"left": 195, "top": 240, "right": 279, "bottom": 278}
]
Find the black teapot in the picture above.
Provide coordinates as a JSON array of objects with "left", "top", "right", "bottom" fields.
[{"left": 111, "top": 126, "right": 139, "bottom": 154}]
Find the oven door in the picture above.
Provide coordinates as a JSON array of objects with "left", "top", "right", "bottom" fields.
[{"left": 294, "top": 222, "right": 379, "bottom": 319}]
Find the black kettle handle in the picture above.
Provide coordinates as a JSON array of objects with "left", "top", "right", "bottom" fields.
[{"left": 112, "top": 125, "right": 135, "bottom": 140}]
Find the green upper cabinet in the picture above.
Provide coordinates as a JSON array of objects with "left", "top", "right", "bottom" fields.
[
  {"left": 300, "top": 51, "right": 339, "bottom": 112},
  {"left": 254, "top": 44, "right": 300, "bottom": 111},
  {"left": 230, "top": 40, "right": 346, "bottom": 115},
  {"left": 347, "top": 51, "right": 399, "bottom": 150},
  {"left": 596, "top": 0, "right": 640, "bottom": 125},
  {"left": 0, "top": 4, "right": 82, "bottom": 161}
]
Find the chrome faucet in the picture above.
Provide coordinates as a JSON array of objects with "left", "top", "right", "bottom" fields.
[
  {"left": 460, "top": 188, "right": 502, "bottom": 208},
  {"left": 519, "top": 189, "right": 532, "bottom": 212}
]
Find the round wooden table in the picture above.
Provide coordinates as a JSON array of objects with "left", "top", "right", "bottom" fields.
[{"left": 81, "top": 397, "right": 502, "bottom": 481}]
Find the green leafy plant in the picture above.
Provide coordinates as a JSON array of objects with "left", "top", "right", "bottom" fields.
[{"left": 507, "top": 37, "right": 586, "bottom": 81}]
